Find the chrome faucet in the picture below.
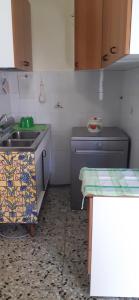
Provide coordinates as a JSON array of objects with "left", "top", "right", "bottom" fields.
[{"left": 0, "top": 114, "right": 8, "bottom": 126}]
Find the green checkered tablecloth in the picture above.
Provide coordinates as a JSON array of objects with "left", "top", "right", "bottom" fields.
[{"left": 79, "top": 168, "right": 139, "bottom": 198}]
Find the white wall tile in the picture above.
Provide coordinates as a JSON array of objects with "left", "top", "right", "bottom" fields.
[
  {"left": 17, "top": 72, "right": 35, "bottom": 99},
  {"left": 119, "top": 67, "right": 139, "bottom": 167},
  {"left": 51, "top": 149, "right": 71, "bottom": 184},
  {"left": 0, "top": 94, "right": 11, "bottom": 116},
  {"left": 0, "top": 69, "right": 122, "bottom": 184},
  {"left": 1, "top": 67, "right": 139, "bottom": 181},
  {"left": 10, "top": 95, "right": 20, "bottom": 119},
  {"left": 7, "top": 72, "right": 18, "bottom": 95}
]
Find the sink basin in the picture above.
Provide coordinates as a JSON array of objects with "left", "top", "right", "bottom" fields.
[
  {"left": 0, "top": 139, "right": 34, "bottom": 148},
  {"left": 0, "top": 127, "right": 48, "bottom": 151},
  {"left": 9, "top": 131, "right": 40, "bottom": 140}
]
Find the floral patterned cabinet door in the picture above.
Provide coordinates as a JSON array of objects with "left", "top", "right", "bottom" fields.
[{"left": 0, "top": 152, "right": 38, "bottom": 223}]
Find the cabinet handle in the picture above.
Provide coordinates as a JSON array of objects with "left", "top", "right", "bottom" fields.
[
  {"left": 102, "top": 54, "right": 109, "bottom": 61},
  {"left": 42, "top": 149, "right": 47, "bottom": 158},
  {"left": 42, "top": 149, "right": 47, "bottom": 190},
  {"left": 110, "top": 47, "right": 117, "bottom": 54},
  {"left": 23, "top": 61, "right": 30, "bottom": 67},
  {"left": 75, "top": 149, "right": 122, "bottom": 154}
]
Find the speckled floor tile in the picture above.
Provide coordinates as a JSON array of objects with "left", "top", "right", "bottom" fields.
[
  {"left": 0, "top": 187, "right": 68, "bottom": 262},
  {"left": 0, "top": 186, "right": 129, "bottom": 300},
  {"left": 60, "top": 258, "right": 91, "bottom": 300},
  {"left": 40, "top": 186, "right": 71, "bottom": 213},
  {"left": 0, "top": 239, "right": 64, "bottom": 266},
  {"left": 0, "top": 257, "right": 63, "bottom": 300},
  {"left": 64, "top": 210, "right": 88, "bottom": 262},
  {"left": 0, "top": 187, "right": 68, "bottom": 300}
]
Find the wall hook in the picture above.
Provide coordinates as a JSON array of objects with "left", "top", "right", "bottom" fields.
[{"left": 55, "top": 102, "right": 63, "bottom": 109}]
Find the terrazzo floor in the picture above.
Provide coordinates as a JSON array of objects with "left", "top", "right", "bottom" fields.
[
  {"left": 0, "top": 186, "right": 137, "bottom": 300},
  {"left": 0, "top": 186, "right": 92, "bottom": 300}
]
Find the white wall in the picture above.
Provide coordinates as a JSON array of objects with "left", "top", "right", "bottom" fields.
[
  {"left": 130, "top": 0, "right": 139, "bottom": 54},
  {"left": 0, "top": 93, "right": 11, "bottom": 116},
  {"left": 30, "top": 0, "right": 74, "bottom": 70},
  {"left": 0, "top": 72, "right": 11, "bottom": 116},
  {"left": 120, "top": 68, "right": 139, "bottom": 168},
  {"left": 7, "top": 70, "right": 122, "bottom": 184},
  {"left": 0, "top": 0, "right": 14, "bottom": 68},
  {"left": 1, "top": 0, "right": 138, "bottom": 185},
  {"left": 0, "top": 0, "right": 124, "bottom": 184},
  {"left": 1, "top": 66, "right": 139, "bottom": 181},
  {"left": 26, "top": 0, "right": 139, "bottom": 175}
]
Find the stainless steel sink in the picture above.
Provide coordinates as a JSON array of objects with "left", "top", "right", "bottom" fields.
[
  {"left": 0, "top": 139, "right": 34, "bottom": 148},
  {"left": 9, "top": 131, "right": 40, "bottom": 139},
  {"left": 0, "top": 127, "right": 48, "bottom": 151}
]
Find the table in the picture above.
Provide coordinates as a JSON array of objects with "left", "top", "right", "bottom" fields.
[{"left": 79, "top": 168, "right": 139, "bottom": 297}]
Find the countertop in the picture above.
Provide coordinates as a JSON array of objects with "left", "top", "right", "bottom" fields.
[{"left": 71, "top": 126, "right": 129, "bottom": 141}]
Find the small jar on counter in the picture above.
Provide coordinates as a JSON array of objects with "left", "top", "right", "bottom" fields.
[{"left": 87, "top": 116, "right": 103, "bottom": 133}]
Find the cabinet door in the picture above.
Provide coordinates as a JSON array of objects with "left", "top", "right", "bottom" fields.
[
  {"left": 11, "top": 0, "right": 32, "bottom": 70},
  {"left": 23, "top": 0, "right": 32, "bottom": 71},
  {"left": 75, "top": 0, "right": 103, "bottom": 70},
  {"left": 102, "top": 0, "right": 132, "bottom": 67}
]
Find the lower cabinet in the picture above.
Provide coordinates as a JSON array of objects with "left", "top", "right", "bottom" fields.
[
  {"left": 88, "top": 195, "right": 139, "bottom": 297},
  {"left": 0, "top": 128, "right": 51, "bottom": 224},
  {"left": 71, "top": 138, "right": 129, "bottom": 210}
]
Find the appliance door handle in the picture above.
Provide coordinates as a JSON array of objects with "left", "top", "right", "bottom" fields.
[
  {"left": 75, "top": 149, "right": 122, "bottom": 154},
  {"left": 42, "top": 149, "right": 47, "bottom": 190}
]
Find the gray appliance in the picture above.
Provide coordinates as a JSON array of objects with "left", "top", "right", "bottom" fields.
[{"left": 71, "top": 127, "right": 130, "bottom": 210}]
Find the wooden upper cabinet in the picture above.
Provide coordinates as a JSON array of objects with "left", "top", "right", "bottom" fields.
[
  {"left": 12, "top": 0, "right": 32, "bottom": 71},
  {"left": 102, "top": 0, "right": 132, "bottom": 68},
  {"left": 75, "top": 0, "right": 103, "bottom": 70},
  {"left": 23, "top": 0, "right": 32, "bottom": 70},
  {"left": 75, "top": 0, "right": 133, "bottom": 70},
  {"left": 0, "top": 0, "right": 32, "bottom": 70}
]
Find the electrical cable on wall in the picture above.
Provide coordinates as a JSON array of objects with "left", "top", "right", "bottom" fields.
[
  {"left": 39, "top": 79, "right": 47, "bottom": 103},
  {"left": 99, "top": 69, "right": 104, "bottom": 101}
]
